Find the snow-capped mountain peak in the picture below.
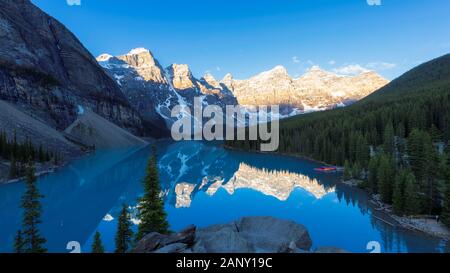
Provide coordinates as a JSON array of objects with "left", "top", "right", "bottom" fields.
[
  {"left": 270, "top": 65, "right": 289, "bottom": 74},
  {"left": 96, "top": 53, "right": 113, "bottom": 62},
  {"left": 96, "top": 47, "right": 389, "bottom": 129},
  {"left": 166, "top": 64, "right": 196, "bottom": 90},
  {"left": 202, "top": 73, "right": 220, "bottom": 88},
  {"left": 309, "top": 65, "right": 322, "bottom": 71},
  {"left": 254, "top": 65, "right": 289, "bottom": 80},
  {"left": 127, "top": 47, "right": 150, "bottom": 55},
  {"left": 222, "top": 73, "right": 233, "bottom": 82}
]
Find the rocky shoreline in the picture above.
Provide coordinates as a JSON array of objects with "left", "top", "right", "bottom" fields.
[
  {"left": 0, "top": 150, "right": 91, "bottom": 185},
  {"left": 133, "top": 216, "right": 349, "bottom": 253},
  {"left": 342, "top": 179, "right": 450, "bottom": 240},
  {"left": 1, "top": 161, "right": 64, "bottom": 185}
]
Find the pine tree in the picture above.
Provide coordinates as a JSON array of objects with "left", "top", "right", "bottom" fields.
[
  {"left": 377, "top": 154, "right": 395, "bottom": 204},
  {"left": 0, "top": 131, "right": 5, "bottom": 157},
  {"left": 38, "top": 145, "right": 45, "bottom": 163},
  {"left": 53, "top": 153, "right": 59, "bottom": 166},
  {"left": 352, "top": 162, "right": 362, "bottom": 180},
  {"left": 20, "top": 160, "right": 47, "bottom": 253},
  {"left": 9, "top": 154, "right": 18, "bottom": 179},
  {"left": 383, "top": 122, "right": 395, "bottom": 155},
  {"left": 115, "top": 204, "right": 133, "bottom": 253},
  {"left": 343, "top": 160, "right": 352, "bottom": 180},
  {"left": 393, "top": 171, "right": 405, "bottom": 215},
  {"left": 12, "top": 130, "right": 17, "bottom": 159},
  {"left": 91, "top": 231, "right": 105, "bottom": 253},
  {"left": 407, "top": 129, "right": 427, "bottom": 181},
  {"left": 368, "top": 156, "right": 379, "bottom": 193},
  {"left": 442, "top": 181, "right": 450, "bottom": 227},
  {"left": 136, "top": 147, "right": 169, "bottom": 242},
  {"left": 403, "top": 171, "right": 420, "bottom": 216},
  {"left": 14, "top": 230, "right": 25, "bottom": 253}
]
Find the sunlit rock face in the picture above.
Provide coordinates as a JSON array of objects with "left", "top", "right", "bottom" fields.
[
  {"left": 117, "top": 48, "right": 168, "bottom": 84},
  {"left": 174, "top": 183, "right": 196, "bottom": 208},
  {"left": 214, "top": 163, "right": 334, "bottom": 200},
  {"left": 222, "top": 65, "right": 389, "bottom": 112},
  {"left": 166, "top": 64, "right": 196, "bottom": 91},
  {"left": 171, "top": 164, "right": 334, "bottom": 208},
  {"left": 293, "top": 67, "right": 388, "bottom": 109},
  {"left": 97, "top": 47, "right": 387, "bottom": 129},
  {"left": 97, "top": 49, "right": 237, "bottom": 128},
  {"left": 226, "top": 66, "right": 296, "bottom": 107}
]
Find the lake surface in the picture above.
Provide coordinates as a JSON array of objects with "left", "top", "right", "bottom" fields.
[{"left": 0, "top": 141, "right": 448, "bottom": 253}]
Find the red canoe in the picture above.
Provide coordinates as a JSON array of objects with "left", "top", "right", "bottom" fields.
[{"left": 314, "top": 166, "right": 337, "bottom": 172}]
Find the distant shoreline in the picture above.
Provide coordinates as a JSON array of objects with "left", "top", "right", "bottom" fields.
[
  {"left": 223, "top": 144, "right": 336, "bottom": 167},
  {"left": 0, "top": 150, "right": 92, "bottom": 185},
  {"left": 224, "top": 144, "right": 450, "bottom": 241}
]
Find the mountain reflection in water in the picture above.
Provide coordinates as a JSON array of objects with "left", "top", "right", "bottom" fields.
[
  {"left": 0, "top": 140, "right": 447, "bottom": 253},
  {"left": 173, "top": 163, "right": 335, "bottom": 208}
]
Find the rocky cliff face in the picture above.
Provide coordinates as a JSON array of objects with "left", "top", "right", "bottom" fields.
[
  {"left": 98, "top": 48, "right": 238, "bottom": 128},
  {"left": 0, "top": 0, "right": 144, "bottom": 134},
  {"left": 98, "top": 48, "right": 388, "bottom": 127},
  {"left": 223, "top": 65, "right": 389, "bottom": 113}
]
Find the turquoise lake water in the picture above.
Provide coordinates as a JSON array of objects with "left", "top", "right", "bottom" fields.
[{"left": 0, "top": 141, "right": 448, "bottom": 253}]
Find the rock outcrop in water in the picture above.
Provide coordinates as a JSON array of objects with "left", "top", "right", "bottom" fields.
[{"left": 133, "top": 216, "right": 349, "bottom": 253}]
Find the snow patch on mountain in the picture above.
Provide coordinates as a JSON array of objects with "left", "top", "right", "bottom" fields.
[{"left": 127, "top": 47, "right": 150, "bottom": 55}]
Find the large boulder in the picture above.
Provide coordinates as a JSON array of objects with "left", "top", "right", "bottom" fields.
[
  {"left": 194, "top": 216, "right": 312, "bottom": 253},
  {"left": 237, "top": 216, "right": 312, "bottom": 251},
  {"left": 133, "top": 217, "right": 315, "bottom": 253},
  {"left": 153, "top": 243, "right": 189, "bottom": 253},
  {"left": 133, "top": 225, "right": 196, "bottom": 253},
  {"left": 193, "top": 223, "right": 253, "bottom": 253},
  {"left": 314, "top": 247, "right": 350, "bottom": 253}
]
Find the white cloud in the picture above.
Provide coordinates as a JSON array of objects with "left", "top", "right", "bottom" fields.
[
  {"left": 333, "top": 61, "right": 396, "bottom": 76},
  {"left": 292, "top": 56, "right": 300, "bottom": 63},
  {"left": 366, "top": 62, "right": 396, "bottom": 70},
  {"left": 216, "top": 66, "right": 221, "bottom": 71},
  {"left": 67, "top": 0, "right": 81, "bottom": 5},
  {"left": 333, "top": 64, "right": 370, "bottom": 76},
  {"left": 307, "top": 60, "right": 315, "bottom": 66},
  {"left": 328, "top": 60, "right": 336, "bottom": 66}
]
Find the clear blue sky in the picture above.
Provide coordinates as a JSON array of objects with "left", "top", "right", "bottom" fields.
[{"left": 32, "top": 0, "right": 450, "bottom": 80}]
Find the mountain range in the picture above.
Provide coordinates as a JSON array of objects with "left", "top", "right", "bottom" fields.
[
  {"left": 0, "top": 0, "right": 389, "bottom": 160},
  {"left": 97, "top": 48, "right": 389, "bottom": 124}
]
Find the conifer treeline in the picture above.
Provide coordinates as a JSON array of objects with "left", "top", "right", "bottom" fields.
[
  {"left": 226, "top": 54, "right": 450, "bottom": 225},
  {"left": 0, "top": 130, "right": 58, "bottom": 179}
]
